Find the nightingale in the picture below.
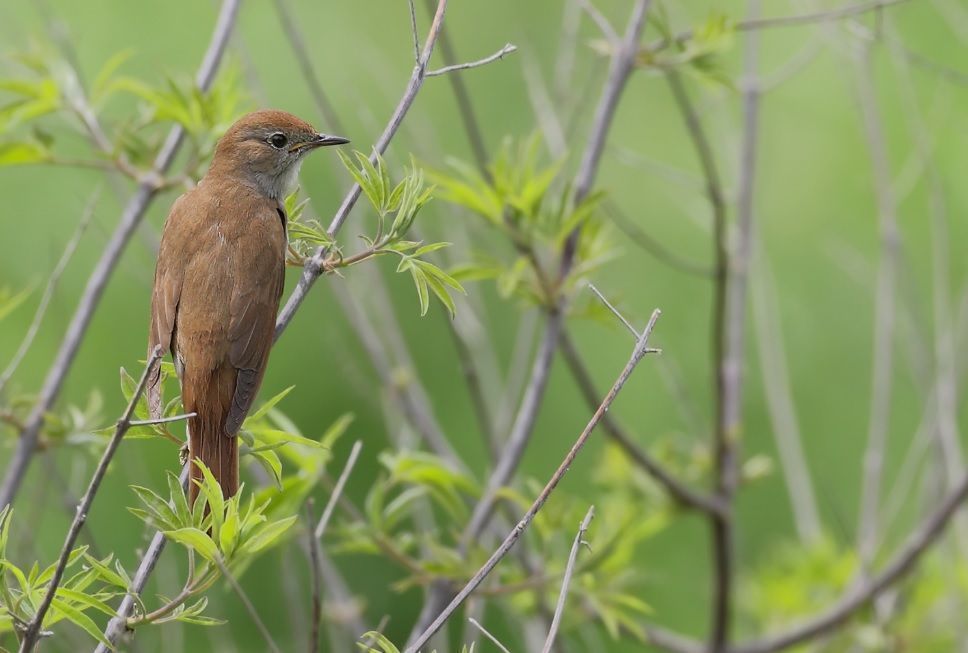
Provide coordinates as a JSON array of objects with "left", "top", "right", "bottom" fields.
[{"left": 147, "top": 109, "right": 348, "bottom": 501}]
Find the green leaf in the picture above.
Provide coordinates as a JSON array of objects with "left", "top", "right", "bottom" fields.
[
  {"left": 164, "top": 528, "right": 219, "bottom": 563},
  {"left": 167, "top": 471, "right": 192, "bottom": 527},
  {"left": 91, "top": 49, "right": 133, "bottom": 102},
  {"left": 244, "top": 386, "right": 295, "bottom": 423},
  {"left": 49, "top": 597, "right": 113, "bottom": 649},
  {"left": 251, "top": 449, "right": 283, "bottom": 489},
  {"left": 409, "top": 266, "right": 429, "bottom": 316},
  {"left": 118, "top": 366, "right": 149, "bottom": 421},
  {"left": 55, "top": 586, "right": 116, "bottom": 617},
  {"left": 240, "top": 516, "right": 297, "bottom": 555},
  {"left": 82, "top": 554, "right": 127, "bottom": 590},
  {"left": 193, "top": 461, "right": 225, "bottom": 542},
  {"left": 220, "top": 503, "right": 240, "bottom": 556},
  {"left": 129, "top": 485, "right": 178, "bottom": 531},
  {"left": 0, "top": 141, "right": 49, "bottom": 166}
]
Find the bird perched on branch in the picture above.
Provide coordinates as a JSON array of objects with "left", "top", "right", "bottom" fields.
[{"left": 147, "top": 110, "right": 348, "bottom": 501}]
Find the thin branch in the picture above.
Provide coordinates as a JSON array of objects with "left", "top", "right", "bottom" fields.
[
  {"left": 542, "top": 505, "right": 595, "bottom": 653},
  {"left": 271, "top": 0, "right": 346, "bottom": 135},
  {"left": 274, "top": 0, "right": 451, "bottom": 340},
  {"left": 424, "top": 0, "right": 490, "bottom": 174},
  {"left": 17, "top": 348, "right": 163, "bottom": 653},
  {"left": 558, "top": 331, "right": 724, "bottom": 516},
  {"left": 461, "top": 0, "right": 653, "bottom": 552},
  {"left": 0, "top": 190, "right": 97, "bottom": 396},
  {"left": 467, "top": 617, "right": 511, "bottom": 653},
  {"left": 732, "top": 472, "right": 968, "bottom": 653},
  {"left": 127, "top": 412, "right": 196, "bottom": 427},
  {"left": 213, "top": 556, "right": 282, "bottom": 653},
  {"left": 426, "top": 43, "right": 518, "bottom": 77},
  {"left": 854, "top": 33, "right": 901, "bottom": 571},
  {"left": 750, "top": 253, "right": 821, "bottom": 542},
  {"left": 0, "top": 0, "right": 240, "bottom": 510},
  {"left": 587, "top": 283, "right": 640, "bottom": 340},
  {"left": 406, "top": 310, "right": 662, "bottom": 652},
  {"left": 95, "top": 466, "right": 188, "bottom": 652},
  {"left": 315, "top": 440, "right": 363, "bottom": 540},
  {"left": 407, "top": 0, "right": 421, "bottom": 63},
  {"left": 577, "top": 0, "right": 619, "bottom": 44},
  {"left": 304, "top": 502, "right": 322, "bottom": 653},
  {"left": 648, "top": 0, "right": 911, "bottom": 52},
  {"left": 710, "top": 0, "right": 761, "bottom": 645}
]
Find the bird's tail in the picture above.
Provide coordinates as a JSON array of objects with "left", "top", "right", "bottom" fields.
[{"left": 185, "top": 364, "right": 239, "bottom": 503}]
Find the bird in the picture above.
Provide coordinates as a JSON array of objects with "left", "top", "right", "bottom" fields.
[{"left": 147, "top": 109, "right": 348, "bottom": 501}]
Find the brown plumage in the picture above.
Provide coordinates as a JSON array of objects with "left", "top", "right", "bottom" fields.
[{"left": 147, "top": 110, "right": 348, "bottom": 501}]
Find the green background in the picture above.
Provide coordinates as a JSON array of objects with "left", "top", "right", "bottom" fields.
[{"left": 1, "top": 0, "right": 966, "bottom": 651}]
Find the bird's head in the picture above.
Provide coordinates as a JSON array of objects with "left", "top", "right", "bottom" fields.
[{"left": 209, "top": 109, "right": 349, "bottom": 199}]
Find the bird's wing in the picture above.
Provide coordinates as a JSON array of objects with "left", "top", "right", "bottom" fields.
[
  {"left": 224, "top": 203, "right": 287, "bottom": 436},
  {"left": 147, "top": 193, "right": 196, "bottom": 419}
]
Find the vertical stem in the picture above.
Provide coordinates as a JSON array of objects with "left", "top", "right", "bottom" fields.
[{"left": 710, "top": 0, "right": 761, "bottom": 647}]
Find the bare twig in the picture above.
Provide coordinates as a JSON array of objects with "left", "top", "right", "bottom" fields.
[
  {"left": 0, "top": 190, "right": 97, "bottom": 396},
  {"left": 577, "top": 0, "right": 619, "bottom": 44},
  {"left": 0, "top": 0, "right": 240, "bottom": 510},
  {"left": 407, "top": 0, "right": 422, "bottom": 63},
  {"left": 468, "top": 617, "right": 511, "bottom": 653},
  {"left": 426, "top": 43, "right": 517, "bottom": 77},
  {"left": 271, "top": 0, "right": 346, "bottom": 135},
  {"left": 17, "top": 348, "right": 163, "bottom": 653},
  {"left": 315, "top": 440, "right": 363, "bottom": 540},
  {"left": 542, "top": 505, "right": 595, "bottom": 653},
  {"left": 559, "top": 331, "right": 724, "bottom": 515},
  {"left": 461, "top": 0, "right": 653, "bottom": 549},
  {"left": 648, "top": 0, "right": 911, "bottom": 52},
  {"left": 709, "top": 0, "right": 761, "bottom": 646},
  {"left": 304, "top": 501, "right": 322, "bottom": 653},
  {"left": 274, "top": 0, "right": 451, "bottom": 339},
  {"left": 406, "top": 310, "right": 661, "bottom": 652},
  {"left": 750, "top": 254, "right": 821, "bottom": 542},
  {"left": 854, "top": 34, "right": 901, "bottom": 571},
  {"left": 424, "top": 0, "right": 490, "bottom": 174},
  {"left": 587, "top": 284, "right": 639, "bottom": 339},
  {"left": 732, "top": 472, "right": 968, "bottom": 653},
  {"left": 127, "top": 412, "right": 196, "bottom": 427},
  {"left": 213, "top": 556, "right": 282, "bottom": 653}
]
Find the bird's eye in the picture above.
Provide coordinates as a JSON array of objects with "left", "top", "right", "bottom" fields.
[{"left": 267, "top": 133, "right": 288, "bottom": 149}]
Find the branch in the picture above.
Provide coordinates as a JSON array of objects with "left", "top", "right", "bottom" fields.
[
  {"left": 648, "top": 0, "right": 911, "bottom": 52},
  {"left": 709, "top": 0, "right": 761, "bottom": 646},
  {"left": 304, "top": 502, "right": 322, "bottom": 653},
  {"left": 315, "top": 440, "right": 363, "bottom": 540},
  {"left": 559, "top": 330, "right": 724, "bottom": 516},
  {"left": 467, "top": 617, "right": 511, "bottom": 653},
  {"left": 732, "top": 472, "right": 968, "bottom": 653},
  {"left": 461, "top": 0, "right": 654, "bottom": 552},
  {"left": 214, "top": 556, "right": 282, "bottom": 653},
  {"left": 542, "top": 505, "right": 594, "bottom": 653},
  {"left": 95, "top": 465, "right": 189, "bottom": 652},
  {"left": 426, "top": 43, "right": 518, "bottom": 77},
  {"left": 0, "top": 190, "right": 97, "bottom": 396},
  {"left": 273, "top": 0, "right": 451, "bottom": 340},
  {"left": 127, "top": 412, "right": 196, "bottom": 427},
  {"left": 853, "top": 27, "right": 901, "bottom": 571},
  {"left": 0, "top": 0, "right": 240, "bottom": 510},
  {"left": 17, "top": 348, "right": 163, "bottom": 653},
  {"left": 271, "top": 0, "right": 347, "bottom": 135},
  {"left": 406, "top": 310, "right": 662, "bottom": 652}
]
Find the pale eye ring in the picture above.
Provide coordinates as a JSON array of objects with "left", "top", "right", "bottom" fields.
[{"left": 267, "top": 132, "right": 288, "bottom": 149}]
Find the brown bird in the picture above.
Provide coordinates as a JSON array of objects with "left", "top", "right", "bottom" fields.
[{"left": 147, "top": 110, "right": 348, "bottom": 501}]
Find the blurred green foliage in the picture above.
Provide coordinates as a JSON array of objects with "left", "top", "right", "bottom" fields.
[{"left": 0, "top": 0, "right": 966, "bottom": 651}]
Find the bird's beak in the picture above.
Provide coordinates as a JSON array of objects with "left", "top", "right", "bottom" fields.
[{"left": 293, "top": 133, "right": 350, "bottom": 153}]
